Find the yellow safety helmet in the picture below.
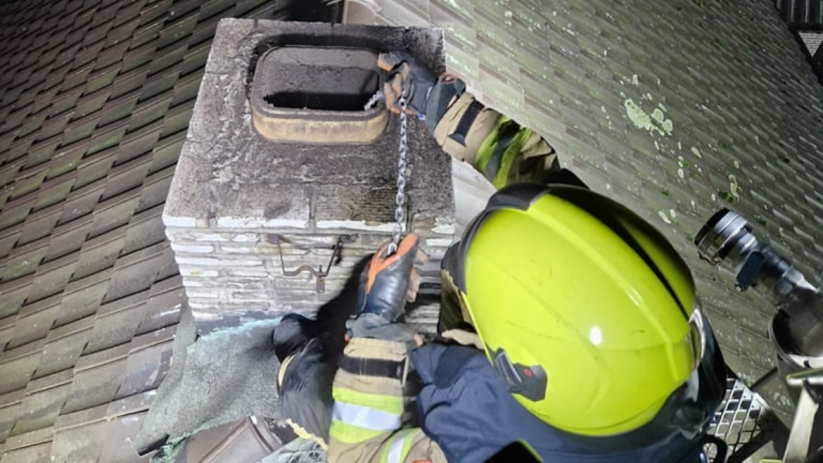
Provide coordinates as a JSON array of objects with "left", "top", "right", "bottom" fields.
[{"left": 444, "top": 182, "right": 721, "bottom": 443}]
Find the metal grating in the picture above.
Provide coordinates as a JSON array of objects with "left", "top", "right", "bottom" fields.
[
  {"left": 706, "top": 377, "right": 787, "bottom": 463},
  {"left": 711, "top": 378, "right": 765, "bottom": 450}
]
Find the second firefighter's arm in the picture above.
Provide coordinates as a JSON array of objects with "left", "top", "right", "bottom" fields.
[
  {"left": 378, "top": 52, "right": 558, "bottom": 189},
  {"left": 430, "top": 82, "right": 558, "bottom": 189},
  {"left": 327, "top": 337, "right": 446, "bottom": 463}
]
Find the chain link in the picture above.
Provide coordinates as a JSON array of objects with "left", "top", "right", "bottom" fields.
[
  {"left": 386, "top": 92, "right": 409, "bottom": 256},
  {"left": 363, "top": 90, "right": 384, "bottom": 110}
]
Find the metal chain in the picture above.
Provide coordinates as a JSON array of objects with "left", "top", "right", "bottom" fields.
[
  {"left": 386, "top": 92, "right": 408, "bottom": 256},
  {"left": 364, "top": 90, "right": 384, "bottom": 110}
]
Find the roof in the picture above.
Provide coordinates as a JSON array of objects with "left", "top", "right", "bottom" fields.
[
  {"left": 0, "top": 0, "right": 292, "bottom": 460},
  {"left": 369, "top": 0, "right": 823, "bottom": 421},
  {"left": 1, "top": 0, "right": 822, "bottom": 458}
]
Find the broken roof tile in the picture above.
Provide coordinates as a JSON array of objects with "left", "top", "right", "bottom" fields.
[
  {"left": 120, "top": 40, "right": 160, "bottom": 74},
  {"left": 0, "top": 159, "right": 26, "bottom": 189},
  {"left": 98, "top": 93, "right": 142, "bottom": 128},
  {"left": 159, "top": 103, "right": 193, "bottom": 138}
]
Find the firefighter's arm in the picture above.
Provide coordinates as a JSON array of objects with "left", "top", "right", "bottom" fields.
[
  {"left": 327, "top": 337, "right": 446, "bottom": 463},
  {"left": 379, "top": 52, "right": 558, "bottom": 189},
  {"left": 327, "top": 234, "right": 446, "bottom": 462}
]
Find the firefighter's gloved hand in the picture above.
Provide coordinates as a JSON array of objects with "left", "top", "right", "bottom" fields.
[
  {"left": 378, "top": 52, "right": 436, "bottom": 117},
  {"left": 272, "top": 314, "right": 335, "bottom": 447},
  {"left": 354, "top": 233, "right": 428, "bottom": 322},
  {"left": 347, "top": 313, "right": 423, "bottom": 349},
  {"left": 349, "top": 234, "right": 427, "bottom": 348},
  {"left": 378, "top": 52, "right": 466, "bottom": 134}
]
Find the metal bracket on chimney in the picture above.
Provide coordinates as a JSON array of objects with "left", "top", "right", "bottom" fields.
[{"left": 268, "top": 234, "right": 356, "bottom": 293}]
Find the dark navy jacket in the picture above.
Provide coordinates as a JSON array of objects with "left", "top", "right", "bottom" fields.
[{"left": 409, "top": 344, "right": 719, "bottom": 463}]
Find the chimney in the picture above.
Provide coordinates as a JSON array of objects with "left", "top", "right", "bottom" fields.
[{"left": 163, "top": 19, "right": 454, "bottom": 335}]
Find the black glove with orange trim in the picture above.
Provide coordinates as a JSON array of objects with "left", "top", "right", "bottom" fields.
[{"left": 347, "top": 234, "right": 428, "bottom": 343}]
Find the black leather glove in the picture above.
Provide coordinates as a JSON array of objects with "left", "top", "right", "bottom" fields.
[
  {"left": 348, "top": 234, "right": 428, "bottom": 347},
  {"left": 378, "top": 52, "right": 437, "bottom": 117},
  {"left": 271, "top": 314, "right": 335, "bottom": 445},
  {"left": 354, "top": 233, "right": 427, "bottom": 323},
  {"left": 378, "top": 52, "right": 466, "bottom": 134}
]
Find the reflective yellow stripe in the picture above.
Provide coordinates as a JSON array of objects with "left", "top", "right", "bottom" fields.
[
  {"left": 329, "top": 420, "right": 385, "bottom": 444},
  {"left": 474, "top": 116, "right": 508, "bottom": 174},
  {"left": 492, "top": 129, "right": 528, "bottom": 189},
  {"left": 333, "top": 402, "right": 401, "bottom": 431},
  {"left": 380, "top": 429, "right": 417, "bottom": 463},
  {"left": 333, "top": 387, "right": 403, "bottom": 415}
]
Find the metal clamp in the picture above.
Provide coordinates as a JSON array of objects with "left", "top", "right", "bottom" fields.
[{"left": 268, "top": 234, "right": 355, "bottom": 294}]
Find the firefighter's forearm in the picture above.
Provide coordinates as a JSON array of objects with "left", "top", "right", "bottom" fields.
[
  {"left": 327, "top": 337, "right": 446, "bottom": 462},
  {"left": 431, "top": 92, "right": 558, "bottom": 189}
]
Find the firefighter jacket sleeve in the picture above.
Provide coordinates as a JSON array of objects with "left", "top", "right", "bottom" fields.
[
  {"left": 326, "top": 337, "right": 447, "bottom": 463},
  {"left": 431, "top": 90, "right": 559, "bottom": 190}
]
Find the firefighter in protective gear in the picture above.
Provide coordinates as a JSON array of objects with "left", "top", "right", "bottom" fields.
[{"left": 275, "top": 52, "right": 727, "bottom": 462}]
